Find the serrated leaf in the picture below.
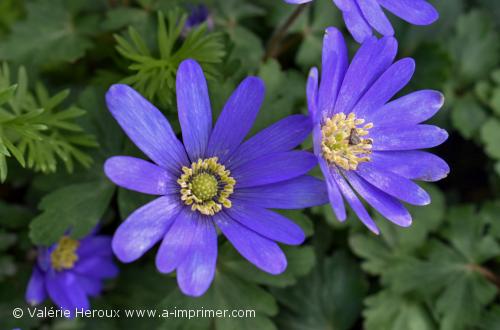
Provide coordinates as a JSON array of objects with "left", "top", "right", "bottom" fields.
[
  {"left": 272, "top": 252, "right": 366, "bottom": 330},
  {"left": 451, "top": 96, "right": 488, "bottom": 139},
  {"left": 480, "top": 118, "right": 500, "bottom": 159},
  {"left": 29, "top": 180, "right": 114, "bottom": 245}
]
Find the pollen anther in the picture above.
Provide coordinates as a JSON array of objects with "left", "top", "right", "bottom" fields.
[
  {"left": 50, "top": 236, "right": 80, "bottom": 271},
  {"left": 321, "top": 112, "right": 373, "bottom": 170},
  {"left": 177, "top": 157, "right": 235, "bottom": 216}
]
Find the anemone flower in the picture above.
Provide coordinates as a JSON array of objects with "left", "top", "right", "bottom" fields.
[
  {"left": 104, "top": 59, "right": 327, "bottom": 296},
  {"left": 307, "top": 27, "right": 449, "bottom": 234},
  {"left": 284, "top": 0, "right": 439, "bottom": 43},
  {"left": 25, "top": 231, "right": 118, "bottom": 317}
]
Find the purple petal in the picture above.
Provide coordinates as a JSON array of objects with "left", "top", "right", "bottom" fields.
[
  {"left": 215, "top": 212, "right": 287, "bottom": 274},
  {"left": 176, "top": 59, "right": 212, "bottom": 161},
  {"left": 356, "top": 162, "right": 430, "bottom": 205},
  {"left": 232, "top": 151, "right": 317, "bottom": 188},
  {"left": 352, "top": 58, "right": 415, "bottom": 117},
  {"left": 104, "top": 156, "right": 176, "bottom": 195},
  {"left": 233, "top": 176, "right": 329, "bottom": 209},
  {"left": 334, "top": 36, "right": 397, "bottom": 114},
  {"left": 225, "top": 200, "right": 305, "bottom": 245},
  {"left": 207, "top": 77, "right": 265, "bottom": 162},
  {"left": 112, "top": 195, "right": 181, "bottom": 263},
  {"left": 334, "top": 0, "right": 373, "bottom": 43},
  {"left": 46, "top": 272, "right": 89, "bottom": 316},
  {"left": 378, "top": 0, "right": 439, "bottom": 25},
  {"left": 366, "top": 90, "right": 444, "bottom": 126},
  {"left": 330, "top": 168, "right": 380, "bottom": 234},
  {"left": 319, "top": 158, "right": 346, "bottom": 221},
  {"left": 370, "top": 124, "right": 448, "bottom": 151},
  {"left": 76, "top": 275, "right": 103, "bottom": 297},
  {"left": 155, "top": 208, "right": 199, "bottom": 274},
  {"left": 78, "top": 236, "right": 113, "bottom": 258},
  {"left": 344, "top": 170, "right": 412, "bottom": 227},
  {"left": 307, "top": 67, "right": 319, "bottom": 122},
  {"left": 371, "top": 151, "right": 449, "bottom": 182},
  {"left": 177, "top": 218, "right": 217, "bottom": 297},
  {"left": 318, "top": 27, "right": 348, "bottom": 117},
  {"left": 73, "top": 257, "right": 119, "bottom": 279},
  {"left": 106, "top": 84, "right": 189, "bottom": 173},
  {"left": 26, "top": 266, "right": 47, "bottom": 305},
  {"left": 226, "top": 115, "right": 312, "bottom": 169},
  {"left": 357, "top": 0, "right": 394, "bottom": 36}
]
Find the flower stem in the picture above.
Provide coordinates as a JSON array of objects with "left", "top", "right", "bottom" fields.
[
  {"left": 263, "top": 4, "right": 309, "bottom": 61},
  {"left": 469, "top": 264, "right": 500, "bottom": 289}
]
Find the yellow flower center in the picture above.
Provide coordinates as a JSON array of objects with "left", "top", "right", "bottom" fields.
[
  {"left": 50, "top": 236, "right": 80, "bottom": 271},
  {"left": 321, "top": 112, "right": 373, "bottom": 170},
  {"left": 178, "top": 157, "right": 235, "bottom": 216}
]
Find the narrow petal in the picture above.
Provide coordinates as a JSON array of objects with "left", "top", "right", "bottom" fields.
[
  {"left": 73, "top": 257, "right": 119, "bottom": 279},
  {"left": 371, "top": 151, "right": 450, "bottom": 182},
  {"left": 318, "top": 27, "right": 348, "bottom": 117},
  {"left": 155, "top": 208, "right": 199, "bottom": 274},
  {"left": 207, "top": 77, "right": 265, "bottom": 162},
  {"left": 26, "top": 266, "right": 47, "bottom": 305},
  {"left": 104, "top": 156, "right": 176, "bottom": 195},
  {"left": 177, "top": 218, "right": 217, "bottom": 297},
  {"left": 357, "top": 0, "right": 394, "bottom": 36},
  {"left": 232, "top": 151, "right": 317, "bottom": 188},
  {"left": 176, "top": 59, "right": 212, "bottom": 161},
  {"left": 215, "top": 212, "right": 287, "bottom": 274},
  {"left": 307, "top": 67, "right": 319, "bottom": 122},
  {"left": 78, "top": 236, "right": 113, "bottom": 258},
  {"left": 370, "top": 125, "right": 448, "bottom": 151},
  {"left": 225, "top": 200, "right": 305, "bottom": 245},
  {"left": 233, "top": 176, "right": 329, "bottom": 209},
  {"left": 106, "top": 84, "right": 189, "bottom": 173},
  {"left": 378, "top": 0, "right": 439, "bottom": 25},
  {"left": 112, "top": 195, "right": 181, "bottom": 263},
  {"left": 330, "top": 168, "right": 380, "bottom": 234},
  {"left": 319, "top": 158, "right": 346, "bottom": 221},
  {"left": 334, "top": 0, "right": 373, "bottom": 43},
  {"left": 356, "top": 162, "right": 430, "bottom": 205},
  {"left": 334, "top": 36, "right": 397, "bottom": 114},
  {"left": 366, "top": 90, "right": 444, "bottom": 126},
  {"left": 352, "top": 58, "right": 415, "bottom": 117},
  {"left": 344, "top": 171, "right": 412, "bottom": 227},
  {"left": 226, "top": 115, "right": 312, "bottom": 169},
  {"left": 46, "top": 272, "right": 89, "bottom": 315}
]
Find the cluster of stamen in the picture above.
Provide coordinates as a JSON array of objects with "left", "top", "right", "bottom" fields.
[
  {"left": 178, "top": 157, "right": 235, "bottom": 216},
  {"left": 321, "top": 112, "right": 373, "bottom": 170},
  {"left": 50, "top": 236, "right": 80, "bottom": 271}
]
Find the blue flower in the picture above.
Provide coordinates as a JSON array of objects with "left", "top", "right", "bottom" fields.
[
  {"left": 25, "top": 231, "right": 118, "bottom": 317},
  {"left": 183, "top": 4, "right": 214, "bottom": 36},
  {"left": 307, "top": 27, "right": 449, "bottom": 234},
  {"left": 284, "top": 0, "right": 439, "bottom": 43},
  {"left": 104, "top": 59, "right": 327, "bottom": 296}
]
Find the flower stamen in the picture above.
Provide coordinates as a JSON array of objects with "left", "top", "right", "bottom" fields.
[
  {"left": 321, "top": 112, "right": 373, "bottom": 170},
  {"left": 50, "top": 236, "right": 80, "bottom": 271},
  {"left": 178, "top": 157, "right": 235, "bottom": 216}
]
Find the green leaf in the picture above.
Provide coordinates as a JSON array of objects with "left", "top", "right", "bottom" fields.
[
  {"left": 480, "top": 117, "right": 500, "bottom": 159},
  {"left": 363, "top": 290, "right": 434, "bottom": 330},
  {"left": 29, "top": 180, "right": 114, "bottom": 245},
  {"left": 449, "top": 10, "right": 499, "bottom": 83},
  {"left": 272, "top": 252, "right": 366, "bottom": 330},
  {"left": 451, "top": 96, "right": 488, "bottom": 139},
  {"left": 116, "top": 8, "right": 225, "bottom": 107},
  {"left": 0, "top": 0, "right": 98, "bottom": 66},
  {"left": 219, "top": 242, "right": 315, "bottom": 288}
]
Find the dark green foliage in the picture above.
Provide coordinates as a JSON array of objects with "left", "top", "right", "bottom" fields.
[{"left": 0, "top": 0, "right": 499, "bottom": 329}]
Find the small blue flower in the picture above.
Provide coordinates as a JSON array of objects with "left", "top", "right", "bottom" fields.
[
  {"left": 104, "top": 59, "right": 327, "bottom": 297},
  {"left": 307, "top": 27, "right": 449, "bottom": 234},
  {"left": 25, "top": 231, "right": 118, "bottom": 317},
  {"left": 284, "top": 0, "right": 439, "bottom": 43},
  {"left": 183, "top": 4, "right": 214, "bottom": 36}
]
